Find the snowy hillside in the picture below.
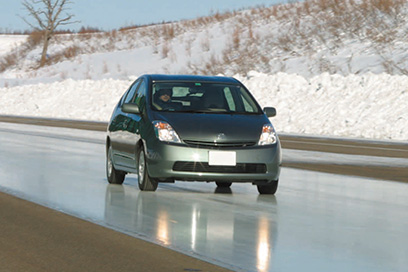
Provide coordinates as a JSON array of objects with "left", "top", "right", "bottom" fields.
[{"left": 0, "top": 0, "right": 407, "bottom": 141}]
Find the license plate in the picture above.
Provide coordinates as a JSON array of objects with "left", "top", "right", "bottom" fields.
[{"left": 208, "top": 151, "right": 236, "bottom": 166}]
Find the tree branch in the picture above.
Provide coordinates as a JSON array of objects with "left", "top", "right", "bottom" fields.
[{"left": 20, "top": 0, "right": 79, "bottom": 67}]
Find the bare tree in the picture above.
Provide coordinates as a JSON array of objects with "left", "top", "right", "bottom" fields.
[{"left": 21, "top": 0, "right": 78, "bottom": 66}]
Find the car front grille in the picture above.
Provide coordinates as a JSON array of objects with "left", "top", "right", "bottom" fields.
[
  {"left": 183, "top": 140, "right": 256, "bottom": 148},
  {"left": 173, "top": 161, "right": 267, "bottom": 174}
]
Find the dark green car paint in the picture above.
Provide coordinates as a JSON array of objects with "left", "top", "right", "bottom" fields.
[{"left": 107, "top": 74, "right": 282, "bottom": 194}]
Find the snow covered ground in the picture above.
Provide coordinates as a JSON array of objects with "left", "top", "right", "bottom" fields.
[
  {"left": 0, "top": 71, "right": 406, "bottom": 141},
  {"left": 0, "top": 1, "right": 407, "bottom": 141},
  {"left": 0, "top": 35, "right": 26, "bottom": 56}
]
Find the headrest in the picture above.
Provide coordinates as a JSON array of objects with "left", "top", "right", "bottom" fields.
[{"left": 157, "top": 88, "right": 172, "bottom": 96}]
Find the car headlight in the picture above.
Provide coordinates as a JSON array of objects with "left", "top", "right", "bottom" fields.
[
  {"left": 258, "top": 124, "right": 277, "bottom": 145},
  {"left": 153, "top": 121, "right": 181, "bottom": 143}
]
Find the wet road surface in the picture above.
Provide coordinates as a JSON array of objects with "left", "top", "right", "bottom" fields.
[
  {"left": 0, "top": 123, "right": 408, "bottom": 271},
  {"left": 1, "top": 114, "right": 407, "bottom": 182}
]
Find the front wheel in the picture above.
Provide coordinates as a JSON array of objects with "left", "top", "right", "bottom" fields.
[
  {"left": 106, "top": 145, "right": 125, "bottom": 184},
  {"left": 137, "top": 148, "right": 158, "bottom": 191},
  {"left": 257, "top": 180, "right": 279, "bottom": 195}
]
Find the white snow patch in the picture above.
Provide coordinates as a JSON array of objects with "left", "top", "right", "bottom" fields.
[
  {"left": 0, "top": 35, "right": 27, "bottom": 56},
  {"left": 0, "top": 72, "right": 407, "bottom": 141}
]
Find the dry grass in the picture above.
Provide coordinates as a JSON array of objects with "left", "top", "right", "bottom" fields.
[
  {"left": 63, "top": 45, "right": 81, "bottom": 59},
  {"left": 48, "top": 45, "right": 81, "bottom": 66},
  {"left": 78, "top": 26, "right": 102, "bottom": 34},
  {"left": 0, "top": 5, "right": 238, "bottom": 71},
  {"left": 161, "top": 42, "right": 170, "bottom": 58},
  {"left": 0, "top": 54, "right": 18, "bottom": 72},
  {"left": 186, "top": 0, "right": 408, "bottom": 76},
  {"left": 200, "top": 34, "right": 210, "bottom": 52},
  {"left": 161, "top": 24, "right": 175, "bottom": 40},
  {"left": 27, "top": 31, "right": 44, "bottom": 47},
  {"left": 1, "top": 0, "right": 407, "bottom": 76},
  {"left": 232, "top": 27, "right": 240, "bottom": 50}
]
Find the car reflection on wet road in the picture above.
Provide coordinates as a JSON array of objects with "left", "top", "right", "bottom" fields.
[
  {"left": 1, "top": 123, "right": 408, "bottom": 272},
  {"left": 104, "top": 183, "right": 278, "bottom": 271}
]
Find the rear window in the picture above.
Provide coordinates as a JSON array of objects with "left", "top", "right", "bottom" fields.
[{"left": 151, "top": 82, "right": 262, "bottom": 114}]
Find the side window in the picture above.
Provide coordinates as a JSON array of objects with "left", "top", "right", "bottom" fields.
[
  {"left": 123, "top": 80, "right": 141, "bottom": 104},
  {"left": 240, "top": 91, "right": 257, "bottom": 113},
  {"left": 223, "top": 87, "right": 236, "bottom": 111},
  {"left": 242, "top": 98, "right": 254, "bottom": 112},
  {"left": 134, "top": 79, "right": 147, "bottom": 106}
]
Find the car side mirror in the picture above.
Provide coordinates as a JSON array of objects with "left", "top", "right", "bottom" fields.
[
  {"left": 263, "top": 107, "right": 276, "bottom": 117},
  {"left": 122, "top": 103, "right": 140, "bottom": 114}
]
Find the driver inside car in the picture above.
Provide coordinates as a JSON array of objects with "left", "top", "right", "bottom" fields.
[{"left": 154, "top": 88, "right": 182, "bottom": 111}]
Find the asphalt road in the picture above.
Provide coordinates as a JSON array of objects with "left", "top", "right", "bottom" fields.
[
  {"left": 0, "top": 116, "right": 407, "bottom": 271},
  {"left": 0, "top": 191, "right": 231, "bottom": 272},
  {"left": 1, "top": 114, "right": 407, "bottom": 182},
  {"left": 280, "top": 134, "right": 408, "bottom": 182}
]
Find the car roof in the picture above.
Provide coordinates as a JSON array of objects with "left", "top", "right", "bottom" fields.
[{"left": 144, "top": 74, "right": 240, "bottom": 84}]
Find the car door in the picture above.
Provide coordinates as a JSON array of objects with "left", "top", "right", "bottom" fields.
[
  {"left": 120, "top": 78, "right": 148, "bottom": 169},
  {"left": 109, "top": 79, "right": 141, "bottom": 167}
]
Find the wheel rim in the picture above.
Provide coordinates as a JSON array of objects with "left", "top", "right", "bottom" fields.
[
  {"left": 107, "top": 147, "right": 113, "bottom": 178},
  {"left": 138, "top": 151, "right": 145, "bottom": 186}
]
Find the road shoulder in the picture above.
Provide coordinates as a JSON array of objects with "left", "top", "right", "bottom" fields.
[{"left": 0, "top": 191, "right": 231, "bottom": 272}]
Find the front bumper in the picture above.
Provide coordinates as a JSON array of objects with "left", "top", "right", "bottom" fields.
[{"left": 145, "top": 140, "right": 282, "bottom": 183}]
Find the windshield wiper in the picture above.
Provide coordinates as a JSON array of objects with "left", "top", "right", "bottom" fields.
[
  {"left": 172, "top": 109, "right": 262, "bottom": 115},
  {"left": 178, "top": 109, "right": 215, "bottom": 113}
]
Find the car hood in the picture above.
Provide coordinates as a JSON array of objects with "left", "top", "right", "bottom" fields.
[{"left": 151, "top": 111, "right": 269, "bottom": 143}]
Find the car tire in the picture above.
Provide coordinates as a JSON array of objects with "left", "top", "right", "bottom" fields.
[
  {"left": 257, "top": 180, "right": 279, "bottom": 195},
  {"left": 106, "top": 145, "right": 125, "bottom": 185},
  {"left": 137, "top": 148, "right": 158, "bottom": 191},
  {"left": 216, "top": 182, "right": 232, "bottom": 188}
]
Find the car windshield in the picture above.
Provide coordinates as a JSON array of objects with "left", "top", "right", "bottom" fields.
[{"left": 151, "top": 82, "right": 262, "bottom": 114}]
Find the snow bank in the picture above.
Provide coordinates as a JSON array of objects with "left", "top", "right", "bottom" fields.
[
  {"left": 237, "top": 72, "right": 408, "bottom": 140},
  {"left": 0, "top": 79, "right": 129, "bottom": 121},
  {"left": 0, "top": 72, "right": 407, "bottom": 141},
  {"left": 0, "top": 35, "right": 26, "bottom": 56}
]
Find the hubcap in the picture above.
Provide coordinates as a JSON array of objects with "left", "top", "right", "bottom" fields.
[{"left": 138, "top": 151, "right": 145, "bottom": 185}]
